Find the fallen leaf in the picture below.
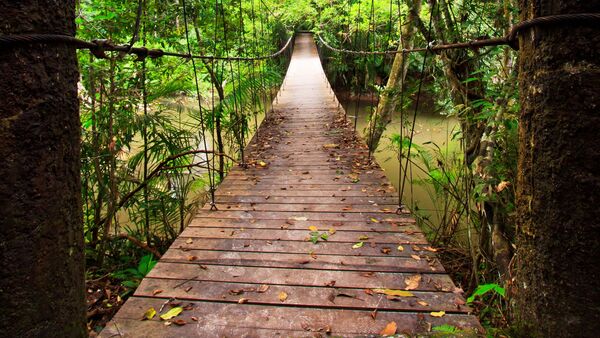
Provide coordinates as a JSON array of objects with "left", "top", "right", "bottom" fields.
[
  {"left": 292, "top": 216, "right": 308, "bottom": 221},
  {"left": 308, "top": 225, "right": 318, "bottom": 232},
  {"left": 404, "top": 274, "right": 422, "bottom": 291},
  {"left": 160, "top": 307, "right": 183, "bottom": 320},
  {"left": 397, "top": 245, "right": 404, "bottom": 252},
  {"left": 380, "top": 322, "right": 397, "bottom": 336},
  {"left": 358, "top": 235, "right": 369, "bottom": 240},
  {"left": 238, "top": 298, "right": 249, "bottom": 304},
  {"left": 142, "top": 307, "right": 156, "bottom": 320},
  {"left": 185, "top": 238, "right": 193, "bottom": 244},
  {"left": 229, "top": 289, "right": 244, "bottom": 295},
  {"left": 352, "top": 242, "right": 364, "bottom": 249},
  {"left": 411, "top": 254, "right": 421, "bottom": 261},
  {"left": 417, "top": 300, "right": 429, "bottom": 306},
  {"left": 310, "top": 251, "right": 318, "bottom": 259},
  {"left": 372, "top": 289, "right": 415, "bottom": 297},
  {"left": 152, "top": 289, "right": 163, "bottom": 296},
  {"left": 370, "top": 218, "right": 380, "bottom": 223},
  {"left": 323, "top": 143, "right": 339, "bottom": 149},
  {"left": 172, "top": 319, "right": 187, "bottom": 326},
  {"left": 257, "top": 285, "right": 269, "bottom": 293},
  {"left": 381, "top": 247, "right": 391, "bottom": 254},
  {"left": 328, "top": 228, "right": 336, "bottom": 234},
  {"left": 324, "top": 280, "right": 336, "bottom": 287},
  {"left": 430, "top": 311, "right": 446, "bottom": 317},
  {"left": 187, "top": 255, "right": 198, "bottom": 261},
  {"left": 259, "top": 161, "right": 268, "bottom": 167},
  {"left": 364, "top": 289, "right": 374, "bottom": 296},
  {"left": 279, "top": 291, "right": 288, "bottom": 302}
]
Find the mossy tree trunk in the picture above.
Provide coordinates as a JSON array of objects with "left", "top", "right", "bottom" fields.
[
  {"left": 366, "top": 0, "right": 421, "bottom": 152},
  {"left": 515, "top": 0, "right": 600, "bottom": 335},
  {"left": 0, "top": 1, "right": 85, "bottom": 336}
]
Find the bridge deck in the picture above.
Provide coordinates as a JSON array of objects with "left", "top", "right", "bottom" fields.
[{"left": 100, "top": 33, "right": 482, "bottom": 337}]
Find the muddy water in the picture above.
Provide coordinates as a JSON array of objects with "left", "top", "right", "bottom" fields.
[{"left": 341, "top": 98, "right": 460, "bottom": 225}]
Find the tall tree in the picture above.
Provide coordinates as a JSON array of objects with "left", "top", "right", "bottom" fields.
[
  {"left": 515, "top": 1, "right": 600, "bottom": 335},
  {"left": 0, "top": 1, "right": 86, "bottom": 336},
  {"left": 366, "top": 0, "right": 421, "bottom": 152}
]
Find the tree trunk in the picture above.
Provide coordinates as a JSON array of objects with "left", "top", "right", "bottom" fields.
[
  {"left": 515, "top": 1, "right": 600, "bottom": 335},
  {"left": 0, "top": 1, "right": 85, "bottom": 337},
  {"left": 366, "top": 0, "right": 421, "bottom": 152}
]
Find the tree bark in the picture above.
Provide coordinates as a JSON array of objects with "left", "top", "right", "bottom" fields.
[
  {"left": 515, "top": 1, "right": 600, "bottom": 336},
  {"left": 0, "top": 1, "right": 85, "bottom": 337},
  {"left": 366, "top": 0, "right": 421, "bottom": 152}
]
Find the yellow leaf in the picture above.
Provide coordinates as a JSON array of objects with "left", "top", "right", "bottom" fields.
[
  {"left": 358, "top": 235, "right": 369, "bottom": 240},
  {"left": 259, "top": 161, "right": 267, "bottom": 167},
  {"left": 372, "top": 288, "right": 414, "bottom": 297},
  {"left": 430, "top": 311, "right": 446, "bottom": 317},
  {"left": 308, "top": 225, "right": 318, "bottom": 232},
  {"left": 160, "top": 307, "right": 183, "bottom": 320},
  {"left": 279, "top": 291, "right": 288, "bottom": 302},
  {"left": 370, "top": 218, "right": 380, "bottom": 223},
  {"left": 380, "top": 321, "right": 397, "bottom": 336},
  {"left": 328, "top": 228, "right": 336, "bottom": 234},
  {"left": 352, "top": 242, "right": 364, "bottom": 249},
  {"left": 397, "top": 245, "right": 404, "bottom": 252},
  {"left": 323, "top": 143, "right": 339, "bottom": 149},
  {"left": 142, "top": 307, "right": 156, "bottom": 320}
]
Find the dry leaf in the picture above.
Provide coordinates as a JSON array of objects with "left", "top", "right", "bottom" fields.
[
  {"left": 358, "top": 235, "right": 369, "bottom": 240},
  {"left": 364, "top": 289, "right": 374, "bottom": 296},
  {"left": 397, "top": 245, "right": 404, "bottom": 252},
  {"left": 404, "top": 274, "right": 422, "bottom": 291},
  {"left": 380, "top": 322, "right": 397, "bottom": 336},
  {"left": 372, "top": 288, "right": 415, "bottom": 297},
  {"left": 308, "top": 225, "right": 318, "bottom": 232},
  {"left": 278, "top": 291, "right": 288, "bottom": 302},
  {"left": 417, "top": 300, "right": 429, "bottom": 306},
  {"left": 381, "top": 247, "right": 391, "bottom": 254},
  {"left": 238, "top": 298, "right": 249, "bottom": 304},
  {"left": 160, "top": 307, "right": 183, "bottom": 320},
  {"left": 152, "top": 289, "right": 163, "bottom": 296},
  {"left": 370, "top": 218, "right": 380, "bottom": 223},
  {"left": 259, "top": 161, "right": 268, "bottom": 167},
  {"left": 257, "top": 285, "right": 269, "bottom": 293},
  {"left": 185, "top": 238, "right": 193, "bottom": 244},
  {"left": 172, "top": 319, "right": 187, "bottom": 326},
  {"left": 497, "top": 181, "right": 511, "bottom": 192},
  {"left": 352, "top": 242, "right": 364, "bottom": 249},
  {"left": 292, "top": 216, "right": 308, "bottom": 221},
  {"left": 142, "top": 307, "right": 156, "bottom": 320},
  {"left": 430, "top": 311, "right": 446, "bottom": 317},
  {"left": 187, "top": 255, "right": 198, "bottom": 261},
  {"left": 411, "top": 254, "right": 421, "bottom": 261}
]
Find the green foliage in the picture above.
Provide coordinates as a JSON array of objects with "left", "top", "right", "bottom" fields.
[
  {"left": 467, "top": 283, "right": 506, "bottom": 304},
  {"left": 111, "top": 254, "right": 157, "bottom": 288}
]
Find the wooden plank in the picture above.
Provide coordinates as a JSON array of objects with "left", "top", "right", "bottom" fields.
[
  {"left": 101, "top": 298, "right": 483, "bottom": 337},
  {"left": 134, "top": 279, "right": 468, "bottom": 313},
  {"left": 179, "top": 227, "right": 428, "bottom": 244},
  {"left": 145, "top": 262, "right": 455, "bottom": 291},
  {"left": 202, "top": 202, "right": 402, "bottom": 213},
  {"left": 161, "top": 249, "right": 444, "bottom": 272},
  {"left": 193, "top": 210, "right": 413, "bottom": 223},
  {"left": 187, "top": 217, "right": 418, "bottom": 231},
  {"left": 171, "top": 237, "right": 430, "bottom": 257}
]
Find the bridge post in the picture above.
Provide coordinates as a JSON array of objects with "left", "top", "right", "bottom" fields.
[
  {"left": 515, "top": 1, "right": 600, "bottom": 335},
  {"left": 0, "top": 1, "right": 85, "bottom": 336}
]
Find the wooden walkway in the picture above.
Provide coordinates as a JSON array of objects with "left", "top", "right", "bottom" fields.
[{"left": 100, "top": 33, "right": 482, "bottom": 337}]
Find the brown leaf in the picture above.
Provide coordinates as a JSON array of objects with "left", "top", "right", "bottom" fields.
[
  {"left": 257, "top": 284, "right": 270, "bottom": 293},
  {"left": 238, "top": 298, "right": 249, "bottom": 304},
  {"left": 229, "top": 289, "right": 244, "bottom": 295},
  {"left": 380, "top": 321, "right": 397, "bottom": 336},
  {"left": 324, "top": 280, "right": 336, "bottom": 287},
  {"left": 364, "top": 289, "right": 374, "bottom": 296},
  {"left": 187, "top": 255, "right": 198, "bottom": 261},
  {"left": 172, "top": 319, "right": 187, "bottom": 326},
  {"left": 411, "top": 254, "right": 421, "bottom": 261},
  {"left": 417, "top": 300, "right": 429, "bottom": 307},
  {"left": 381, "top": 247, "right": 391, "bottom": 254},
  {"left": 152, "top": 289, "right": 163, "bottom": 296},
  {"left": 404, "top": 274, "right": 422, "bottom": 291},
  {"left": 185, "top": 238, "right": 193, "bottom": 244}
]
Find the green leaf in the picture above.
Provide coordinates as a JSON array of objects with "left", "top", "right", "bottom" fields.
[
  {"left": 352, "top": 242, "right": 364, "bottom": 249},
  {"left": 432, "top": 324, "right": 457, "bottom": 333},
  {"left": 466, "top": 283, "right": 506, "bottom": 303}
]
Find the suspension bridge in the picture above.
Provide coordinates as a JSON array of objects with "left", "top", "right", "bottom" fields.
[{"left": 99, "top": 33, "right": 482, "bottom": 337}]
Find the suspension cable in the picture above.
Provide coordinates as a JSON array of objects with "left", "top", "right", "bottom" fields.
[{"left": 182, "top": 0, "right": 217, "bottom": 211}]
